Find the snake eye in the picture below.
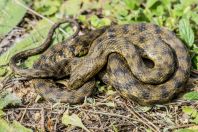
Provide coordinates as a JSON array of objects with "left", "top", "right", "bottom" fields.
[{"left": 142, "top": 57, "right": 154, "bottom": 68}]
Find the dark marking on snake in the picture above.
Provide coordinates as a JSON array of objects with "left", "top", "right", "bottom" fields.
[
  {"left": 138, "top": 23, "right": 146, "bottom": 32},
  {"left": 123, "top": 24, "right": 129, "bottom": 33},
  {"left": 108, "top": 28, "right": 116, "bottom": 38},
  {"left": 139, "top": 36, "right": 145, "bottom": 43},
  {"left": 142, "top": 90, "right": 150, "bottom": 99},
  {"left": 36, "top": 82, "right": 46, "bottom": 88},
  {"left": 161, "top": 87, "right": 169, "bottom": 98},
  {"left": 58, "top": 50, "right": 64, "bottom": 56},
  {"left": 154, "top": 24, "right": 162, "bottom": 34}
]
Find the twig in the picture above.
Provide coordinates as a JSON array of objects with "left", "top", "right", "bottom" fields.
[
  {"left": 79, "top": 108, "right": 148, "bottom": 124},
  {"left": 125, "top": 102, "right": 160, "bottom": 132},
  {"left": 41, "top": 107, "right": 45, "bottom": 132},
  {"left": 19, "top": 101, "right": 32, "bottom": 123},
  {"left": 19, "top": 106, "right": 28, "bottom": 123},
  {"left": 54, "top": 115, "right": 59, "bottom": 132},
  {"left": 19, "top": 109, "right": 27, "bottom": 123},
  {"left": 169, "top": 124, "right": 195, "bottom": 130},
  {"left": 79, "top": 108, "right": 158, "bottom": 131},
  {"left": 4, "top": 107, "right": 43, "bottom": 111},
  {"left": 167, "top": 100, "right": 197, "bottom": 105}
]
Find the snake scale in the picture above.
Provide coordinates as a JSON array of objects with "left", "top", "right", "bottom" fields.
[{"left": 9, "top": 19, "right": 191, "bottom": 105}]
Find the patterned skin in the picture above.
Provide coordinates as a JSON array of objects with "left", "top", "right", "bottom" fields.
[{"left": 9, "top": 20, "right": 191, "bottom": 105}]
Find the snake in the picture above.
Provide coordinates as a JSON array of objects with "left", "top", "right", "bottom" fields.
[{"left": 9, "top": 19, "right": 191, "bottom": 105}]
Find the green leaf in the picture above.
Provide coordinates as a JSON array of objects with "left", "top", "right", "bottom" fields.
[
  {"left": 183, "top": 91, "right": 198, "bottom": 101},
  {"left": 191, "top": 12, "right": 198, "bottom": 25},
  {"left": 182, "top": 106, "right": 198, "bottom": 125},
  {"left": 81, "top": 0, "right": 101, "bottom": 11},
  {"left": 155, "top": 5, "right": 165, "bottom": 16},
  {"left": 90, "top": 15, "right": 100, "bottom": 28},
  {"left": 78, "top": 15, "right": 87, "bottom": 23},
  {"left": 165, "top": 17, "right": 176, "bottom": 30},
  {"left": 89, "top": 15, "right": 110, "bottom": 28},
  {"left": 60, "top": 0, "right": 81, "bottom": 16},
  {"left": 62, "top": 112, "right": 90, "bottom": 132},
  {"left": 0, "top": 110, "right": 5, "bottom": 117},
  {"left": 146, "top": 129, "right": 152, "bottom": 132},
  {"left": 161, "top": 0, "right": 171, "bottom": 10},
  {"left": 0, "top": 68, "right": 7, "bottom": 77},
  {"left": 192, "top": 115, "right": 198, "bottom": 124},
  {"left": 123, "top": 0, "right": 139, "bottom": 9},
  {"left": 146, "top": 0, "right": 158, "bottom": 9},
  {"left": 112, "top": 124, "right": 118, "bottom": 132},
  {"left": 0, "top": 118, "right": 13, "bottom": 132},
  {"left": 0, "top": 93, "right": 21, "bottom": 110},
  {"left": 172, "top": 4, "right": 185, "bottom": 18},
  {"left": 33, "top": 0, "right": 61, "bottom": 16},
  {"left": 0, "top": 0, "right": 27, "bottom": 38},
  {"left": 179, "top": 19, "right": 194, "bottom": 48},
  {"left": 180, "top": 0, "right": 198, "bottom": 7},
  {"left": 12, "top": 120, "right": 32, "bottom": 132},
  {"left": 98, "top": 18, "right": 111, "bottom": 27},
  {"left": 0, "top": 119, "right": 32, "bottom": 132},
  {"left": 175, "top": 129, "right": 198, "bottom": 132},
  {"left": 192, "top": 55, "right": 198, "bottom": 69},
  {"left": 182, "top": 106, "right": 197, "bottom": 116}
]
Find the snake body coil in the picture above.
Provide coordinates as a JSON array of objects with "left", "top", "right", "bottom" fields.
[{"left": 10, "top": 21, "right": 191, "bottom": 105}]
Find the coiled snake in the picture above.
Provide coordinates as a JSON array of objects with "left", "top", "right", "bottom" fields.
[{"left": 9, "top": 19, "right": 191, "bottom": 105}]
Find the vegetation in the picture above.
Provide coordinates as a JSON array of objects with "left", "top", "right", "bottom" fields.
[{"left": 0, "top": 0, "right": 197, "bottom": 131}]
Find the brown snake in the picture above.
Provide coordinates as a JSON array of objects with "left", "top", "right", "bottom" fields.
[{"left": 9, "top": 19, "right": 191, "bottom": 105}]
